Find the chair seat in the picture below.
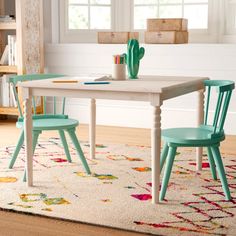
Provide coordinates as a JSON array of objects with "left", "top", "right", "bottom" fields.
[
  {"left": 162, "top": 127, "right": 225, "bottom": 146},
  {"left": 17, "top": 118, "right": 79, "bottom": 131}
]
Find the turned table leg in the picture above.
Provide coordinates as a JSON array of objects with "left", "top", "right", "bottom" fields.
[
  {"left": 23, "top": 90, "right": 33, "bottom": 186},
  {"left": 151, "top": 105, "right": 162, "bottom": 204}
]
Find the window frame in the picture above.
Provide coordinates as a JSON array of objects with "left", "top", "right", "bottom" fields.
[
  {"left": 56, "top": 0, "right": 236, "bottom": 43},
  {"left": 131, "top": 0, "right": 216, "bottom": 43},
  {"left": 132, "top": 0, "right": 209, "bottom": 31},
  {"left": 59, "top": 0, "right": 116, "bottom": 43}
]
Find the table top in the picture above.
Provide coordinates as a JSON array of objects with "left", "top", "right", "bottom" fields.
[{"left": 18, "top": 75, "right": 208, "bottom": 94}]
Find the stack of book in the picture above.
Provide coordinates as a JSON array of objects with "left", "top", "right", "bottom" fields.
[
  {"left": 0, "top": 74, "right": 17, "bottom": 107},
  {"left": 0, "top": 15, "right": 15, "bottom": 23},
  {"left": 0, "top": 35, "right": 17, "bottom": 66},
  {"left": 8, "top": 35, "right": 17, "bottom": 66}
]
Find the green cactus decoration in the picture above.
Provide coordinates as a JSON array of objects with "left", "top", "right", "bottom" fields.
[{"left": 124, "top": 39, "right": 145, "bottom": 79}]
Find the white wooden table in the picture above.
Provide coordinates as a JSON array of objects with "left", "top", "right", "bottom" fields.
[{"left": 18, "top": 75, "right": 207, "bottom": 204}]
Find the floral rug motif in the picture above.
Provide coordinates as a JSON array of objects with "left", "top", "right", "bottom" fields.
[{"left": 0, "top": 138, "right": 235, "bottom": 235}]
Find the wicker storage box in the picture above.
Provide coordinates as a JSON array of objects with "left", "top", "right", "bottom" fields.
[
  {"left": 98, "top": 32, "right": 139, "bottom": 44},
  {"left": 147, "top": 18, "right": 188, "bottom": 32},
  {"left": 145, "top": 31, "right": 188, "bottom": 44}
]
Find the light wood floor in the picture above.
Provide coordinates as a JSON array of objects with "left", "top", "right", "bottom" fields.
[{"left": 0, "top": 120, "right": 236, "bottom": 236}]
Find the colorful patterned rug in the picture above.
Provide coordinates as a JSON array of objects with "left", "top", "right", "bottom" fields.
[{"left": 0, "top": 138, "right": 235, "bottom": 235}]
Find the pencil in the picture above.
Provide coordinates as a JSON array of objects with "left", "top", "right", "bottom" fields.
[
  {"left": 113, "top": 55, "right": 117, "bottom": 64},
  {"left": 120, "top": 55, "right": 124, "bottom": 64},
  {"left": 117, "top": 55, "right": 120, "bottom": 64},
  {"left": 52, "top": 80, "right": 78, "bottom": 83}
]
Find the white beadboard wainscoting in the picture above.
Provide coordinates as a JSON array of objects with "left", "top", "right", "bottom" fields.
[{"left": 45, "top": 43, "right": 236, "bottom": 134}]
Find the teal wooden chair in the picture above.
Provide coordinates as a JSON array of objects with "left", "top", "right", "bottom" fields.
[
  {"left": 8, "top": 74, "right": 91, "bottom": 180},
  {"left": 160, "top": 80, "right": 235, "bottom": 201}
]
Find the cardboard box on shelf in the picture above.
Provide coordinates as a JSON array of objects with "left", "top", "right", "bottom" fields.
[
  {"left": 145, "top": 31, "right": 188, "bottom": 44},
  {"left": 98, "top": 32, "right": 139, "bottom": 44},
  {"left": 147, "top": 18, "right": 188, "bottom": 32}
]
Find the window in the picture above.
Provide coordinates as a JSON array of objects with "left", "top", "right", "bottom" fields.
[
  {"left": 133, "top": 0, "right": 208, "bottom": 30},
  {"left": 58, "top": 0, "right": 236, "bottom": 43},
  {"left": 68, "top": 0, "right": 112, "bottom": 30},
  {"left": 59, "top": 0, "right": 114, "bottom": 42}
]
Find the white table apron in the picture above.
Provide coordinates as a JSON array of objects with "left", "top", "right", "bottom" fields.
[{"left": 19, "top": 76, "right": 207, "bottom": 204}]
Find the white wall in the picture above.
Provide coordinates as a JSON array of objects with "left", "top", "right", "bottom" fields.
[{"left": 44, "top": 43, "right": 236, "bottom": 134}]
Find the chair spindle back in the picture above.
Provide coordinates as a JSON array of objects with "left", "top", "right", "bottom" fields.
[
  {"left": 9, "top": 74, "right": 65, "bottom": 118},
  {"left": 203, "top": 80, "right": 235, "bottom": 134}
]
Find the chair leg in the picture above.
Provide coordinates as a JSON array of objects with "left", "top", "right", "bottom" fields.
[
  {"left": 23, "top": 131, "right": 41, "bottom": 182},
  {"left": 210, "top": 146, "right": 231, "bottom": 200},
  {"left": 32, "top": 131, "right": 41, "bottom": 153},
  {"left": 67, "top": 128, "right": 91, "bottom": 175},
  {"left": 59, "top": 130, "right": 72, "bottom": 163},
  {"left": 161, "top": 142, "right": 169, "bottom": 172},
  {"left": 207, "top": 147, "right": 217, "bottom": 180},
  {"left": 160, "top": 146, "right": 177, "bottom": 201},
  {"left": 8, "top": 130, "right": 24, "bottom": 169},
  {"left": 23, "top": 170, "right": 26, "bottom": 182}
]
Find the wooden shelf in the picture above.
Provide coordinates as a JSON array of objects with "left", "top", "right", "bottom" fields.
[
  {"left": 0, "top": 21, "right": 16, "bottom": 30},
  {"left": 0, "top": 107, "right": 18, "bottom": 115},
  {"left": 0, "top": 65, "right": 17, "bottom": 73},
  {"left": 0, "top": 1, "right": 44, "bottom": 118}
]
